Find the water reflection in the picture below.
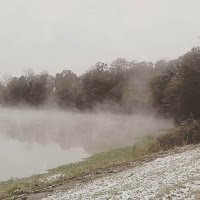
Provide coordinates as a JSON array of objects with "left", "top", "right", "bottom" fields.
[
  {"left": 0, "top": 107, "right": 173, "bottom": 181},
  {"left": 0, "top": 133, "right": 88, "bottom": 181}
]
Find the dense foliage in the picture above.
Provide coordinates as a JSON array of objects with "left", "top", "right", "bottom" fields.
[
  {"left": 0, "top": 47, "right": 200, "bottom": 124},
  {"left": 150, "top": 47, "right": 200, "bottom": 123},
  {"left": 0, "top": 59, "right": 155, "bottom": 112}
]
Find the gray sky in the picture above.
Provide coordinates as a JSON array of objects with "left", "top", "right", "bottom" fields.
[{"left": 0, "top": 0, "right": 200, "bottom": 77}]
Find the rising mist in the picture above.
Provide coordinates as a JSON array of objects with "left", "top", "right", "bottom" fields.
[{"left": 0, "top": 106, "right": 173, "bottom": 153}]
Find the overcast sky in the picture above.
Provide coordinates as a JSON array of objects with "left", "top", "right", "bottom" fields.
[{"left": 0, "top": 0, "right": 200, "bottom": 77}]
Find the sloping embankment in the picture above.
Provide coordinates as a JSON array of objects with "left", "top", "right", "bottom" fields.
[{"left": 43, "top": 145, "right": 200, "bottom": 200}]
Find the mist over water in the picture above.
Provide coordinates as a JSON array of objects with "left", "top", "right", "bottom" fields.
[{"left": 0, "top": 106, "right": 173, "bottom": 181}]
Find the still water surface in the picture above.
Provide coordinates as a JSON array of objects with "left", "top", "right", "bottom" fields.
[
  {"left": 0, "top": 107, "right": 172, "bottom": 181},
  {"left": 0, "top": 133, "right": 87, "bottom": 181}
]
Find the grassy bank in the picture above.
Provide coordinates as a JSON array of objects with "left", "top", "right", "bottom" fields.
[{"left": 1, "top": 120, "right": 200, "bottom": 199}]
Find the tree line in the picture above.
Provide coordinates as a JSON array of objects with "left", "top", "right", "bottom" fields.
[
  {"left": 0, "top": 59, "right": 156, "bottom": 112},
  {"left": 0, "top": 47, "right": 200, "bottom": 123}
]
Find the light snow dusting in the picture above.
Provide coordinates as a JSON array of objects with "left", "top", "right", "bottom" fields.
[{"left": 43, "top": 146, "right": 200, "bottom": 200}]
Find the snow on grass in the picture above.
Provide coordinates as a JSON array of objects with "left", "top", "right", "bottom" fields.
[
  {"left": 43, "top": 145, "right": 200, "bottom": 199},
  {"left": 40, "top": 174, "right": 64, "bottom": 183}
]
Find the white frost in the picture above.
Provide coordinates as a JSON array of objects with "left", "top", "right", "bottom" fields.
[
  {"left": 43, "top": 146, "right": 200, "bottom": 200},
  {"left": 41, "top": 174, "right": 64, "bottom": 183}
]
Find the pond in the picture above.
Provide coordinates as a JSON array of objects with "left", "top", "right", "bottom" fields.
[{"left": 0, "top": 107, "right": 172, "bottom": 181}]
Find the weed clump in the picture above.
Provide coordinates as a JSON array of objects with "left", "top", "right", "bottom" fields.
[{"left": 156, "top": 118, "right": 200, "bottom": 151}]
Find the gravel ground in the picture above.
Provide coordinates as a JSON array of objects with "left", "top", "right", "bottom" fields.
[{"left": 42, "top": 146, "right": 200, "bottom": 200}]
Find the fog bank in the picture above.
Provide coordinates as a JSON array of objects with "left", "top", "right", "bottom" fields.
[{"left": 0, "top": 107, "right": 173, "bottom": 153}]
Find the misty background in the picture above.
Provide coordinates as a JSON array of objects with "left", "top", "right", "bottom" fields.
[
  {"left": 1, "top": 0, "right": 200, "bottom": 182},
  {"left": 1, "top": 45, "right": 200, "bottom": 181},
  {"left": 0, "top": 0, "right": 200, "bottom": 77}
]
